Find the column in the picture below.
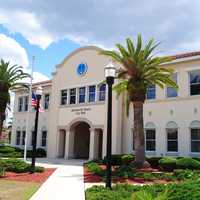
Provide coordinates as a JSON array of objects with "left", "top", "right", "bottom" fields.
[
  {"left": 89, "top": 128, "right": 95, "bottom": 160},
  {"left": 64, "top": 128, "right": 70, "bottom": 159}
]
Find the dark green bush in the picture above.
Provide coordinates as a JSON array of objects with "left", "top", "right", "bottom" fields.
[
  {"left": 0, "top": 158, "right": 44, "bottom": 173},
  {"left": 176, "top": 157, "right": 200, "bottom": 170},
  {"left": 86, "top": 162, "right": 104, "bottom": 176},
  {"left": 114, "top": 164, "right": 135, "bottom": 178},
  {"left": 103, "top": 154, "right": 134, "bottom": 166},
  {"left": 173, "top": 169, "right": 197, "bottom": 180},
  {"left": 0, "top": 146, "right": 15, "bottom": 153},
  {"left": 86, "top": 180, "right": 200, "bottom": 200},
  {"left": 36, "top": 148, "right": 47, "bottom": 157},
  {"left": 146, "top": 157, "right": 161, "bottom": 168},
  {"left": 121, "top": 155, "right": 134, "bottom": 165},
  {"left": 159, "top": 157, "right": 177, "bottom": 172}
]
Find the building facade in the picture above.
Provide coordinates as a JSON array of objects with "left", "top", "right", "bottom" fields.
[{"left": 11, "top": 46, "right": 200, "bottom": 159}]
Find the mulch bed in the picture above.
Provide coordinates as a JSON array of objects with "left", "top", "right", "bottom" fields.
[
  {"left": 1, "top": 168, "right": 56, "bottom": 183},
  {"left": 84, "top": 165, "right": 168, "bottom": 184}
]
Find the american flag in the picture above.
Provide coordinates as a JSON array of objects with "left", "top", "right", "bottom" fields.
[
  {"left": 32, "top": 92, "right": 38, "bottom": 107},
  {"left": 32, "top": 92, "right": 44, "bottom": 112}
]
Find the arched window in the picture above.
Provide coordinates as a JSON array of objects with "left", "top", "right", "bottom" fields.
[
  {"left": 98, "top": 84, "right": 106, "bottom": 101},
  {"left": 16, "top": 127, "right": 21, "bottom": 145},
  {"left": 190, "top": 120, "right": 200, "bottom": 153},
  {"left": 145, "top": 122, "right": 156, "bottom": 151},
  {"left": 166, "top": 121, "right": 178, "bottom": 152},
  {"left": 41, "top": 127, "right": 47, "bottom": 147}
]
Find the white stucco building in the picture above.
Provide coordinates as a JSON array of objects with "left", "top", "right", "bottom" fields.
[{"left": 11, "top": 46, "right": 200, "bottom": 159}]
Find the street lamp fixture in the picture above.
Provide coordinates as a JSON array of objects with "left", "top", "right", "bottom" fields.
[
  {"left": 104, "top": 61, "right": 116, "bottom": 188},
  {"left": 31, "top": 86, "right": 42, "bottom": 173}
]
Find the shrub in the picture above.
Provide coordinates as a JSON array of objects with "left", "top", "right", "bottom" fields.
[
  {"left": 4, "top": 158, "right": 29, "bottom": 173},
  {"left": 103, "top": 154, "right": 134, "bottom": 166},
  {"left": 176, "top": 157, "right": 200, "bottom": 170},
  {"left": 146, "top": 157, "right": 161, "bottom": 168},
  {"left": 159, "top": 157, "right": 177, "bottom": 172},
  {"left": 132, "top": 190, "right": 169, "bottom": 200},
  {"left": 36, "top": 148, "right": 47, "bottom": 157},
  {"left": 86, "top": 180, "right": 200, "bottom": 200},
  {"left": 86, "top": 162, "right": 104, "bottom": 176},
  {"left": 121, "top": 155, "right": 134, "bottom": 165},
  {"left": 103, "top": 154, "right": 123, "bottom": 165},
  {"left": 0, "top": 146, "right": 15, "bottom": 153},
  {"left": 173, "top": 169, "right": 196, "bottom": 180},
  {"left": 115, "top": 164, "right": 135, "bottom": 178},
  {"left": 0, "top": 158, "right": 44, "bottom": 173}
]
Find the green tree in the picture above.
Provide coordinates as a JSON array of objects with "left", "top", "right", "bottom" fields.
[
  {"left": 100, "top": 34, "right": 178, "bottom": 167},
  {"left": 0, "top": 59, "right": 30, "bottom": 138}
]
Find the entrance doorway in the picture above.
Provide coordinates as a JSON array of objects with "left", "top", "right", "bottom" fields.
[{"left": 73, "top": 122, "right": 90, "bottom": 159}]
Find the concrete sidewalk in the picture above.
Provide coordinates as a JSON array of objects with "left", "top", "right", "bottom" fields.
[{"left": 30, "top": 159, "right": 85, "bottom": 200}]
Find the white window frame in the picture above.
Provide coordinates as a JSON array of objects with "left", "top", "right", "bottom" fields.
[
  {"left": 190, "top": 128, "right": 200, "bottom": 153},
  {"left": 88, "top": 85, "right": 96, "bottom": 102},
  {"left": 60, "top": 89, "right": 68, "bottom": 105},
  {"left": 98, "top": 84, "right": 106, "bottom": 101},
  {"left": 44, "top": 93, "right": 50, "bottom": 110},
  {"left": 69, "top": 88, "right": 76, "bottom": 104},
  {"left": 145, "top": 129, "right": 156, "bottom": 152},
  {"left": 189, "top": 70, "right": 200, "bottom": 96},
  {"left": 166, "top": 73, "right": 178, "bottom": 98},
  {"left": 166, "top": 128, "right": 179, "bottom": 153},
  {"left": 78, "top": 87, "right": 86, "bottom": 104}
]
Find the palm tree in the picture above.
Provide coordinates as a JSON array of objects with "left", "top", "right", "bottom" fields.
[
  {"left": 100, "top": 34, "right": 178, "bottom": 168},
  {"left": 0, "top": 59, "right": 30, "bottom": 138}
]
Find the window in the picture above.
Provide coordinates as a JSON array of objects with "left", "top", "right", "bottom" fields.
[
  {"left": 18, "top": 97, "right": 23, "bottom": 112},
  {"left": 22, "top": 131, "right": 26, "bottom": 145},
  {"left": 146, "top": 85, "right": 156, "bottom": 99},
  {"left": 69, "top": 88, "right": 76, "bottom": 104},
  {"left": 24, "top": 96, "right": 29, "bottom": 111},
  {"left": 190, "top": 70, "right": 200, "bottom": 95},
  {"left": 191, "top": 128, "right": 200, "bottom": 152},
  {"left": 44, "top": 94, "right": 50, "bottom": 109},
  {"left": 167, "top": 129, "right": 178, "bottom": 152},
  {"left": 61, "top": 90, "right": 67, "bottom": 105},
  {"left": 167, "top": 73, "right": 177, "bottom": 98},
  {"left": 98, "top": 84, "right": 106, "bottom": 101},
  {"left": 41, "top": 130, "right": 47, "bottom": 147},
  {"left": 16, "top": 130, "right": 21, "bottom": 145},
  {"left": 145, "top": 129, "right": 156, "bottom": 151},
  {"left": 79, "top": 87, "right": 86, "bottom": 103},
  {"left": 88, "top": 85, "right": 96, "bottom": 102}
]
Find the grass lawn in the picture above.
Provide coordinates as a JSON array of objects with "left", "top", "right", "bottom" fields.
[{"left": 0, "top": 180, "right": 40, "bottom": 200}]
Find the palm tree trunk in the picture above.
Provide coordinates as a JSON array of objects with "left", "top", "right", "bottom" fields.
[
  {"left": 0, "top": 85, "right": 8, "bottom": 139},
  {"left": 0, "top": 114, "right": 3, "bottom": 139},
  {"left": 133, "top": 101, "right": 146, "bottom": 168}
]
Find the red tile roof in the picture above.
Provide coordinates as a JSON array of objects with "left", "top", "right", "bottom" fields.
[{"left": 171, "top": 51, "right": 200, "bottom": 60}]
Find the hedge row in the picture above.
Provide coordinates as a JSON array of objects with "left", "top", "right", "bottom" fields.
[
  {"left": 86, "top": 179, "right": 200, "bottom": 200},
  {"left": 0, "top": 146, "right": 46, "bottom": 158},
  {"left": 0, "top": 158, "right": 44, "bottom": 173}
]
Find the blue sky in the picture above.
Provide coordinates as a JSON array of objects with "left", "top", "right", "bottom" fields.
[
  {"left": 0, "top": 0, "right": 200, "bottom": 82},
  {"left": 0, "top": 25, "right": 80, "bottom": 79}
]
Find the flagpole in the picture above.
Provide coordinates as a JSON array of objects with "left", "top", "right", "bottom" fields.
[{"left": 24, "top": 56, "right": 35, "bottom": 161}]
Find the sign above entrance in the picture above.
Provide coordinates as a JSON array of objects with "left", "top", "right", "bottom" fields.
[{"left": 77, "top": 63, "right": 88, "bottom": 76}]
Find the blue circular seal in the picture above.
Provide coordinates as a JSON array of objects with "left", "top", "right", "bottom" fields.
[{"left": 77, "top": 63, "right": 88, "bottom": 76}]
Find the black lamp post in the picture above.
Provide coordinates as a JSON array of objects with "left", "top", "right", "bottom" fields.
[
  {"left": 31, "top": 86, "right": 42, "bottom": 173},
  {"left": 105, "top": 61, "right": 116, "bottom": 188}
]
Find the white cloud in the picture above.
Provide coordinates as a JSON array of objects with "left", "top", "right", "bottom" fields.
[
  {"left": 0, "top": 0, "right": 200, "bottom": 53},
  {"left": 0, "top": 34, "right": 29, "bottom": 67},
  {"left": 0, "top": 10, "right": 54, "bottom": 49},
  {"left": 0, "top": 34, "right": 49, "bottom": 123}
]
